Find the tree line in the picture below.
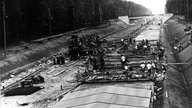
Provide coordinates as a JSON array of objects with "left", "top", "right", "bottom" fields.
[
  {"left": 166, "top": 0, "right": 192, "bottom": 21},
  {"left": 0, "top": 0, "right": 151, "bottom": 47}
]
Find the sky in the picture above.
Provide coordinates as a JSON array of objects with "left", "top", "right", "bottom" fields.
[{"left": 126, "top": 0, "right": 166, "bottom": 14}]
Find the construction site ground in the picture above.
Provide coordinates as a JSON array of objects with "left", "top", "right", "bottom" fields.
[
  {"left": 1, "top": 15, "right": 192, "bottom": 108},
  {"left": 0, "top": 18, "right": 148, "bottom": 108}
]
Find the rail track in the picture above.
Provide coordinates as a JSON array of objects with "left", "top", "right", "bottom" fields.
[{"left": 1, "top": 19, "right": 151, "bottom": 95}]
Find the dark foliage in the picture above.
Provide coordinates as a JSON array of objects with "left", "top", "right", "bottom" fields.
[
  {"left": 166, "top": 0, "right": 192, "bottom": 21},
  {"left": 0, "top": 0, "right": 151, "bottom": 47}
]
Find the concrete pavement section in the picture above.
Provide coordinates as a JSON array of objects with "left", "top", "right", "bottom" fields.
[{"left": 135, "top": 14, "right": 173, "bottom": 41}]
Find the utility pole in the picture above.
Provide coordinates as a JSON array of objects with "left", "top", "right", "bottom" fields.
[
  {"left": 186, "top": 0, "right": 189, "bottom": 21},
  {"left": 48, "top": 8, "right": 52, "bottom": 35},
  {"left": 72, "top": 7, "right": 76, "bottom": 29},
  {"left": 99, "top": 3, "right": 102, "bottom": 24},
  {"left": 91, "top": 0, "right": 95, "bottom": 26},
  {"left": 71, "top": 0, "right": 76, "bottom": 29},
  {"left": 3, "top": 0, "right": 7, "bottom": 57}
]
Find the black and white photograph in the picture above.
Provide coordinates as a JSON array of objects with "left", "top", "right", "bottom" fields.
[{"left": 0, "top": 0, "right": 192, "bottom": 108}]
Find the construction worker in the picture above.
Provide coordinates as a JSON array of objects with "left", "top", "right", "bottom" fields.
[
  {"left": 129, "top": 38, "right": 132, "bottom": 44},
  {"left": 143, "top": 44, "right": 147, "bottom": 54},
  {"left": 56, "top": 54, "right": 61, "bottom": 65},
  {"left": 87, "top": 56, "right": 93, "bottom": 72},
  {"left": 123, "top": 65, "right": 129, "bottom": 79},
  {"left": 134, "top": 45, "right": 138, "bottom": 54},
  {"left": 99, "top": 49, "right": 105, "bottom": 71},
  {"left": 92, "top": 56, "right": 98, "bottom": 71},
  {"left": 140, "top": 62, "right": 146, "bottom": 73},
  {"left": 174, "top": 37, "right": 178, "bottom": 44},
  {"left": 160, "top": 47, "right": 165, "bottom": 56},
  {"left": 61, "top": 53, "right": 65, "bottom": 64},
  {"left": 121, "top": 55, "right": 126, "bottom": 68},
  {"left": 146, "top": 62, "right": 152, "bottom": 76},
  {"left": 157, "top": 52, "right": 163, "bottom": 61},
  {"left": 162, "top": 64, "right": 166, "bottom": 78},
  {"left": 174, "top": 45, "right": 178, "bottom": 53},
  {"left": 178, "top": 43, "right": 183, "bottom": 52},
  {"left": 52, "top": 55, "right": 57, "bottom": 65},
  {"left": 152, "top": 62, "right": 156, "bottom": 70},
  {"left": 133, "top": 39, "right": 136, "bottom": 44},
  {"left": 121, "top": 38, "right": 124, "bottom": 46},
  {"left": 124, "top": 65, "right": 129, "bottom": 70},
  {"left": 145, "top": 39, "right": 149, "bottom": 46},
  {"left": 191, "top": 31, "right": 192, "bottom": 42}
]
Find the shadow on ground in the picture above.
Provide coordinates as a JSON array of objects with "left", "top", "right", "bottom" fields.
[{"left": 4, "top": 86, "right": 43, "bottom": 96}]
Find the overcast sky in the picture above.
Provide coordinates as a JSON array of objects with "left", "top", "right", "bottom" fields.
[{"left": 126, "top": 0, "right": 166, "bottom": 14}]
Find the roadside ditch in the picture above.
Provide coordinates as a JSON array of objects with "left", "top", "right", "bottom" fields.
[{"left": 162, "top": 19, "right": 192, "bottom": 108}]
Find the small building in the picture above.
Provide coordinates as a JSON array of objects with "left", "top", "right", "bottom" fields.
[{"left": 118, "top": 16, "right": 130, "bottom": 25}]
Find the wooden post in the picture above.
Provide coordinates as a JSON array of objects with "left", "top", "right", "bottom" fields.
[
  {"left": 91, "top": 0, "right": 95, "bottom": 26},
  {"left": 48, "top": 8, "right": 52, "bottom": 35},
  {"left": 191, "top": 31, "right": 192, "bottom": 42},
  {"left": 72, "top": 7, "right": 76, "bottom": 29},
  {"left": 3, "top": 1, "right": 7, "bottom": 57},
  {"left": 186, "top": 0, "right": 189, "bottom": 21}
]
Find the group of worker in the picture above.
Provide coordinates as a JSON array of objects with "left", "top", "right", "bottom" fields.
[
  {"left": 86, "top": 48, "right": 105, "bottom": 72},
  {"left": 139, "top": 61, "right": 166, "bottom": 77},
  {"left": 133, "top": 39, "right": 150, "bottom": 55},
  {"left": 52, "top": 53, "right": 65, "bottom": 65},
  {"left": 156, "top": 46, "right": 165, "bottom": 61},
  {"left": 140, "top": 61, "right": 156, "bottom": 76},
  {"left": 121, "top": 38, "right": 136, "bottom": 46},
  {"left": 68, "top": 34, "right": 103, "bottom": 60}
]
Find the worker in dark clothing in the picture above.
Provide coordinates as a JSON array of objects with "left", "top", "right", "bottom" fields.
[
  {"left": 61, "top": 53, "right": 65, "bottom": 64},
  {"left": 100, "top": 57, "right": 105, "bottom": 71},
  {"left": 146, "top": 39, "right": 149, "bottom": 46},
  {"left": 92, "top": 56, "right": 98, "bottom": 70},
  {"left": 56, "top": 54, "right": 61, "bottom": 64},
  {"left": 133, "top": 39, "right": 136, "bottom": 44},
  {"left": 129, "top": 38, "right": 132, "bottom": 44},
  {"left": 157, "top": 52, "right": 163, "bottom": 61},
  {"left": 174, "top": 37, "right": 178, "bottom": 44},
  {"left": 98, "top": 49, "right": 105, "bottom": 71},
  {"left": 191, "top": 31, "right": 192, "bottom": 42},
  {"left": 178, "top": 43, "right": 183, "bottom": 52},
  {"left": 142, "top": 39, "right": 145, "bottom": 45},
  {"left": 156, "top": 41, "right": 161, "bottom": 49}
]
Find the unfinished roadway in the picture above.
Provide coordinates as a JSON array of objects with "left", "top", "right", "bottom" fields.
[
  {"left": 51, "top": 14, "right": 192, "bottom": 108},
  {"left": 0, "top": 17, "right": 151, "bottom": 108},
  {"left": 1, "top": 15, "right": 192, "bottom": 108}
]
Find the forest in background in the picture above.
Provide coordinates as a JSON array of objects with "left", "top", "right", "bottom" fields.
[
  {"left": 0, "top": 0, "right": 151, "bottom": 47},
  {"left": 166, "top": 0, "right": 192, "bottom": 21}
]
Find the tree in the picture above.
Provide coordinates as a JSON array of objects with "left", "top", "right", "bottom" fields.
[{"left": 0, "top": 0, "right": 151, "bottom": 47}]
